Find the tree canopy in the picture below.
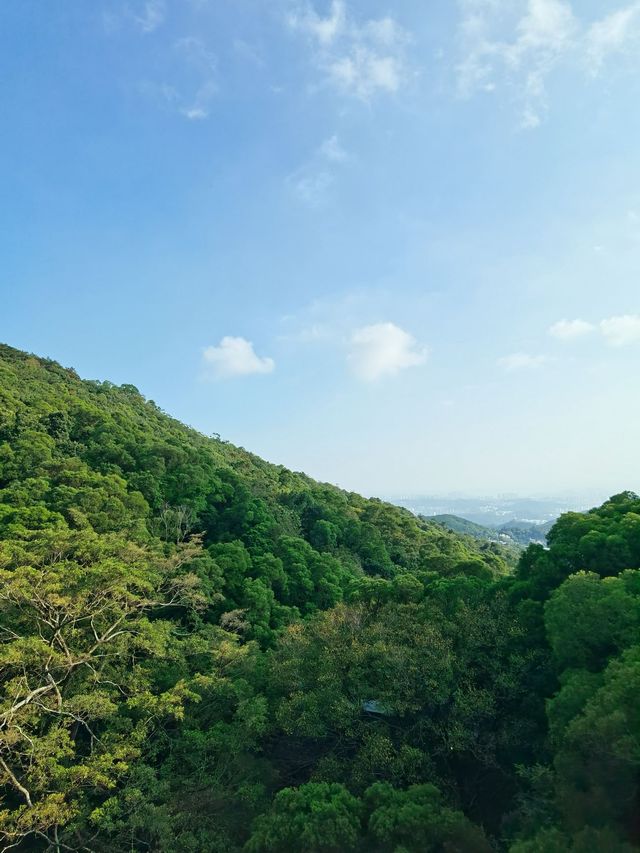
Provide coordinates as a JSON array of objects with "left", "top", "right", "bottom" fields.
[{"left": 0, "top": 343, "right": 638, "bottom": 851}]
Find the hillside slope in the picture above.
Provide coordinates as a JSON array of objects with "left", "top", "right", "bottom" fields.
[
  {"left": 1, "top": 343, "right": 639, "bottom": 853},
  {"left": 429, "top": 513, "right": 500, "bottom": 538},
  {"left": 0, "top": 342, "right": 509, "bottom": 627}
]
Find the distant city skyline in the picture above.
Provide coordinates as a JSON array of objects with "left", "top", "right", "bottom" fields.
[{"left": 2, "top": 1, "right": 640, "bottom": 497}]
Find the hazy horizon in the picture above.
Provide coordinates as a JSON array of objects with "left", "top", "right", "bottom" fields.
[{"left": 3, "top": 1, "right": 640, "bottom": 497}]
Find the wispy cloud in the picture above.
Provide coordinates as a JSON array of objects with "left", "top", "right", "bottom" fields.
[
  {"left": 287, "top": 134, "right": 348, "bottom": 206},
  {"left": 348, "top": 322, "right": 428, "bottom": 381},
  {"left": 280, "top": 288, "right": 403, "bottom": 343},
  {"left": 202, "top": 337, "right": 275, "bottom": 379},
  {"left": 498, "top": 352, "right": 549, "bottom": 370},
  {"left": 137, "top": 37, "right": 219, "bottom": 120},
  {"left": 287, "top": 1, "right": 412, "bottom": 100},
  {"left": 586, "top": 3, "right": 640, "bottom": 74},
  {"left": 457, "top": 0, "right": 577, "bottom": 127},
  {"left": 133, "top": 0, "right": 166, "bottom": 33},
  {"left": 108, "top": 3, "right": 219, "bottom": 121},
  {"left": 456, "top": 0, "right": 640, "bottom": 127},
  {"left": 289, "top": 0, "right": 347, "bottom": 46},
  {"left": 174, "top": 37, "right": 218, "bottom": 119},
  {"left": 137, "top": 80, "right": 180, "bottom": 109},
  {"left": 318, "top": 134, "right": 347, "bottom": 162},
  {"left": 279, "top": 322, "right": 334, "bottom": 344},
  {"left": 102, "top": 0, "right": 166, "bottom": 35},
  {"left": 286, "top": 169, "right": 335, "bottom": 206},
  {"left": 548, "top": 318, "right": 595, "bottom": 340},
  {"left": 233, "top": 39, "right": 266, "bottom": 68}
]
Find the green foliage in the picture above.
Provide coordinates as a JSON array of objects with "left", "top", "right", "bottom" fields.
[
  {"left": 506, "top": 493, "right": 640, "bottom": 851},
  {"left": 0, "top": 344, "right": 639, "bottom": 851},
  {"left": 364, "top": 781, "right": 491, "bottom": 852},
  {"left": 246, "top": 782, "right": 362, "bottom": 852}
]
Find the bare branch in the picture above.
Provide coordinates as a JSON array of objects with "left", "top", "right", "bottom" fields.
[{"left": 0, "top": 755, "right": 32, "bottom": 807}]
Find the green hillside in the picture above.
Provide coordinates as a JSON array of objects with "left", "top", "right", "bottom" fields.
[
  {"left": 0, "top": 343, "right": 507, "bottom": 615},
  {"left": 429, "top": 513, "right": 505, "bottom": 539},
  {"left": 427, "top": 514, "right": 522, "bottom": 569},
  {"left": 1, "top": 343, "right": 639, "bottom": 852}
]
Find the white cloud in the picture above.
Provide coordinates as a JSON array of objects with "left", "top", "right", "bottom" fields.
[
  {"left": 548, "top": 318, "right": 595, "bottom": 340},
  {"left": 511, "top": 0, "right": 577, "bottom": 58},
  {"left": 348, "top": 322, "right": 428, "bottom": 381},
  {"left": 362, "top": 16, "right": 407, "bottom": 47},
  {"left": 456, "top": 1, "right": 640, "bottom": 126},
  {"left": 288, "top": 0, "right": 347, "bottom": 46},
  {"left": 586, "top": 3, "right": 640, "bottom": 73},
  {"left": 600, "top": 314, "right": 640, "bottom": 347},
  {"left": 542, "top": 314, "right": 640, "bottom": 349},
  {"left": 498, "top": 352, "right": 549, "bottom": 370},
  {"left": 328, "top": 48, "right": 403, "bottom": 99},
  {"left": 183, "top": 107, "right": 207, "bottom": 120},
  {"left": 457, "top": 0, "right": 577, "bottom": 127},
  {"left": 202, "top": 337, "right": 275, "bottom": 379},
  {"left": 287, "top": 2, "right": 411, "bottom": 100},
  {"left": 455, "top": 1, "right": 496, "bottom": 98}
]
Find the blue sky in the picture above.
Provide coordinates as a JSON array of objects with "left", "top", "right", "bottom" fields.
[{"left": 2, "top": 0, "right": 640, "bottom": 498}]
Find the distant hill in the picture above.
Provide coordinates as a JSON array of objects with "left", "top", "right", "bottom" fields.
[
  {"left": 424, "top": 514, "right": 522, "bottom": 568},
  {"left": 498, "top": 518, "right": 554, "bottom": 545},
  {"left": 429, "top": 513, "right": 505, "bottom": 540},
  {"left": 428, "top": 513, "right": 554, "bottom": 548}
]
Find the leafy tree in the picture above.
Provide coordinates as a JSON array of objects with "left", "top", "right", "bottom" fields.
[
  {"left": 0, "top": 529, "right": 219, "bottom": 849},
  {"left": 246, "top": 782, "right": 362, "bottom": 853},
  {"left": 364, "top": 782, "right": 491, "bottom": 852}
]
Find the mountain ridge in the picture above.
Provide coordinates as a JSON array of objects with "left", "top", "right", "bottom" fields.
[{"left": 0, "top": 341, "right": 511, "bottom": 600}]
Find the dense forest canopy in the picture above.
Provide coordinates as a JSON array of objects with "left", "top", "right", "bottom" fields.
[{"left": 0, "top": 343, "right": 638, "bottom": 852}]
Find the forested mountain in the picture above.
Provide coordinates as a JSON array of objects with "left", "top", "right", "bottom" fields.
[{"left": 0, "top": 343, "right": 638, "bottom": 852}]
